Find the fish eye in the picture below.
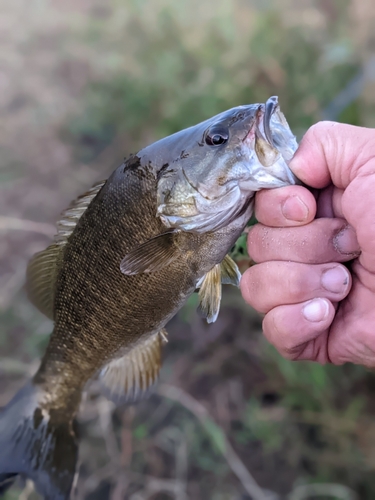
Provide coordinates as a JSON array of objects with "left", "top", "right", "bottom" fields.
[{"left": 205, "top": 127, "right": 229, "bottom": 146}]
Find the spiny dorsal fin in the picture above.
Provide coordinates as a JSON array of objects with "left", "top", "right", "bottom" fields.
[
  {"left": 120, "top": 230, "right": 179, "bottom": 275},
  {"left": 26, "top": 180, "right": 106, "bottom": 319},
  {"left": 220, "top": 254, "right": 241, "bottom": 286},
  {"left": 55, "top": 180, "right": 106, "bottom": 245},
  {"left": 198, "top": 264, "right": 221, "bottom": 324},
  {"left": 99, "top": 329, "right": 168, "bottom": 403}
]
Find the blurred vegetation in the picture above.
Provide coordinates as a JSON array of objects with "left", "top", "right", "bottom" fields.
[{"left": 1, "top": 0, "right": 375, "bottom": 498}]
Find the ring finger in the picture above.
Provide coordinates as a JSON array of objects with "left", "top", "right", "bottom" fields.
[{"left": 240, "top": 261, "right": 351, "bottom": 313}]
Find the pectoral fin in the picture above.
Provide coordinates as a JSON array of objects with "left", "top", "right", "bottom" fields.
[
  {"left": 99, "top": 330, "right": 168, "bottom": 403},
  {"left": 120, "top": 231, "right": 179, "bottom": 275}
]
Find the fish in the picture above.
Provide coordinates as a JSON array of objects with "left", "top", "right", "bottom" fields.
[{"left": 0, "top": 96, "right": 298, "bottom": 499}]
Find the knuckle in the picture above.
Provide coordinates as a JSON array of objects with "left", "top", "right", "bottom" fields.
[
  {"left": 281, "top": 343, "right": 306, "bottom": 361},
  {"left": 263, "top": 307, "right": 307, "bottom": 361},
  {"left": 263, "top": 311, "right": 293, "bottom": 351}
]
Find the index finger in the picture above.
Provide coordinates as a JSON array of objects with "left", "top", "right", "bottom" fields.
[
  {"left": 290, "top": 121, "right": 375, "bottom": 189},
  {"left": 255, "top": 185, "right": 317, "bottom": 227}
]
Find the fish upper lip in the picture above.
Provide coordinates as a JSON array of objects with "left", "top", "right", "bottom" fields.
[
  {"left": 242, "top": 96, "right": 279, "bottom": 147},
  {"left": 263, "top": 96, "right": 279, "bottom": 146}
]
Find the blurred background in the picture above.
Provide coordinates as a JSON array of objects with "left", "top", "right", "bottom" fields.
[{"left": 1, "top": 0, "right": 375, "bottom": 498}]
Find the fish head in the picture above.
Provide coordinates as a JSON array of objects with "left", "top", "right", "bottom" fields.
[{"left": 153, "top": 96, "right": 298, "bottom": 232}]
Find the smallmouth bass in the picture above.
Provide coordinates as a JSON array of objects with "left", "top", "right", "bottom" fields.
[{"left": 0, "top": 96, "right": 298, "bottom": 499}]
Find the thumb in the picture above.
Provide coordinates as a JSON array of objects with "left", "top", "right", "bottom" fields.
[{"left": 290, "top": 121, "right": 375, "bottom": 190}]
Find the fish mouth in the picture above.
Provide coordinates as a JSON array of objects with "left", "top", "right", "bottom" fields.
[
  {"left": 242, "top": 95, "right": 298, "bottom": 185},
  {"left": 181, "top": 96, "right": 296, "bottom": 202},
  {"left": 242, "top": 96, "right": 279, "bottom": 151}
]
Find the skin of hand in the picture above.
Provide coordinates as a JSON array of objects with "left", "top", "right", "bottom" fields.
[{"left": 240, "top": 121, "right": 375, "bottom": 367}]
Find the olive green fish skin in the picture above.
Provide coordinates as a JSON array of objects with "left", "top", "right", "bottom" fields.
[
  {"left": 0, "top": 98, "right": 299, "bottom": 499},
  {"left": 34, "top": 155, "right": 251, "bottom": 414},
  {"left": 32, "top": 103, "right": 275, "bottom": 414}
]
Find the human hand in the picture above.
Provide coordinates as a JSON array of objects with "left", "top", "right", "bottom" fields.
[{"left": 240, "top": 121, "right": 375, "bottom": 367}]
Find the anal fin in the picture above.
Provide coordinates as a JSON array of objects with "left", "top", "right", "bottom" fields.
[{"left": 99, "top": 329, "right": 168, "bottom": 404}]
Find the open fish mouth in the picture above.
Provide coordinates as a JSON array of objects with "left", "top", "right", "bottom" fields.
[
  {"left": 258, "top": 96, "right": 298, "bottom": 164},
  {"left": 243, "top": 96, "right": 286, "bottom": 165},
  {"left": 263, "top": 95, "right": 279, "bottom": 146},
  {"left": 180, "top": 97, "right": 290, "bottom": 204},
  {"left": 241, "top": 96, "right": 298, "bottom": 186},
  {"left": 185, "top": 96, "right": 297, "bottom": 200}
]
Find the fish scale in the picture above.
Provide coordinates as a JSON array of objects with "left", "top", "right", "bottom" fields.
[{"left": 47, "top": 166, "right": 188, "bottom": 373}]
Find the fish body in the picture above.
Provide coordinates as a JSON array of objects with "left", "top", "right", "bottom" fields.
[{"left": 0, "top": 97, "right": 298, "bottom": 499}]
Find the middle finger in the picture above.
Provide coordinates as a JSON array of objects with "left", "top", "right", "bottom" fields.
[
  {"left": 240, "top": 261, "right": 351, "bottom": 313},
  {"left": 248, "top": 218, "right": 360, "bottom": 264}
]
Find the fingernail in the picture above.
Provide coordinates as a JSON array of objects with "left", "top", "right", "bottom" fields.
[
  {"left": 334, "top": 225, "right": 360, "bottom": 255},
  {"left": 281, "top": 196, "right": 309, "bottom": 222},
  {"left": 303, "top": 298, "right": 329, "bottom": 322},
  {"left": 321, "top": 266, "right": 349, "bottom": 293}
]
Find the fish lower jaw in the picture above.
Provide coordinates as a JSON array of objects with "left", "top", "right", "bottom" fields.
[
  {"left": 238, "top": 148, "right": 299, "bottom": 190},
  {"left": 239, "top": 173, "right": 293, "bottom": 191}
]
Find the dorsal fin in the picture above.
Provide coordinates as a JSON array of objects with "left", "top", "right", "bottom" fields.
[
  {"left": 55, "top": 180, "right": 106, "bottom": 245},
  {"left": 99, "top": 329, "right": 168, "bottom": 404},
  {"left": 26, "top": 180, "right": 106, "bottom": 319},
  {"left": 26, "top": 244, "right": 64, "bottom": 320}
]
